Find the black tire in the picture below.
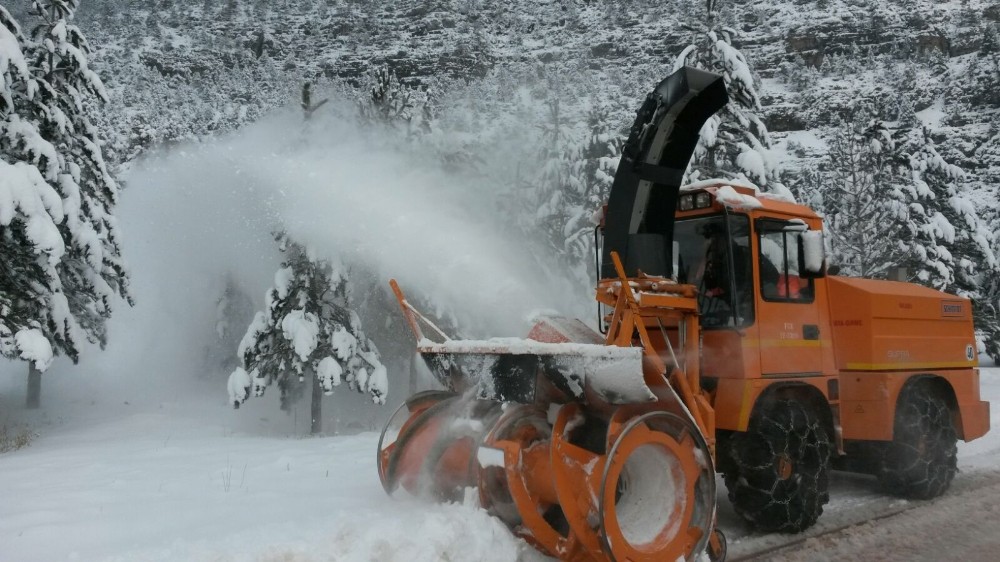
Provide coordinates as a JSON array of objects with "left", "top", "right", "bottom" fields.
[
  {"left": 723, "top": 398, "right": 832, "bottom": 533},
  {"left": 877, "top": 383, "right": 957, "bottom": 499}
]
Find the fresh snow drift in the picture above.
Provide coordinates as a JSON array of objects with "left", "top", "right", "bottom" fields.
[
  {"left": 0, "top": 386, "right": 545, "bottom": 562},
  {"left": 3, "top": 368, "right": 999, "bottom": 561}
]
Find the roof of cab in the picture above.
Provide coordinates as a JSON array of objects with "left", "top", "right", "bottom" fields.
[{"left": 680, "top": 179, "right": 820, "bottom": 219}]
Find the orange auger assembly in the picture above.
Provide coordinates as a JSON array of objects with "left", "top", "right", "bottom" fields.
[
  {"left": 381, "top": 258, "right": 721, "bottom": 562},
  {"left": 378, "top": 67, "right": 730, "bottom": 562}
]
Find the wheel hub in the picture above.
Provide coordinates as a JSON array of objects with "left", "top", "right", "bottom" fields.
[{"left": 776, "top": 454, "right": 794, "bottom": 481}]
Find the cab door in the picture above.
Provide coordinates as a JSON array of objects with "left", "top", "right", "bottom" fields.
[{"left": 755, "top": 219, "right": 825, "bottom": 376}]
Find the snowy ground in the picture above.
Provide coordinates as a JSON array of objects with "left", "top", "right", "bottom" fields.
[
  {"left": 0, "top": 376, "right": 544, "bottom": 562},
  {"left": 2, "top": 368, "right": 999, "bottom": 561}
]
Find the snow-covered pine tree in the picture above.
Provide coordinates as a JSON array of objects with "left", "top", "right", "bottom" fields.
[
  {"left": 358, "top": 65, "right": 415, "bottom": 130},
  {"left": 821, "top": 112, "right": 906, "bottom": 279},
  {"left": 966, "top": 24, "right": 1000, "bottom": 108},
  {"left": 31, "top": 0, "right": 131, "bottom": 357},
  {"left": 220, "top": 0, "right": 239, "bottom": 21},
  {"left": 980, "top": 245, "right": 1000, "bottom": 362},
  {"left": 528, "top": 91, "right": 579, "bottom": 247},
  {"left": 228, "top": 233, "right": 387, "bottom": 435},
  {"left": 673, "top": 0, "right": 790, "bottom": 198},
  {"left": 528, "top": 97, "right": 623, "bottom": 287},
  {"left": 573, "top": 106, "right": 623, "bottom": 272},
  {"left": 0, "top": 7, "right": 63, "bottom": 377},
  {"left": 0, "top": 1, "right": 129, "bottom": 407},
  {"left": 978, "top": 119, "right": 1000, "bottom": 361},
  {"left": 889, "top": 123, "right": 1000, "bottom": 356},
  {"left": 210, "top": 273, "right": 254, "bottom": 374}
]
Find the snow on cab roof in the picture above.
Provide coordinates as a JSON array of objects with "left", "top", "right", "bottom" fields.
[{"left": 680, "top": 178, "right": 817, "bottom": 217}]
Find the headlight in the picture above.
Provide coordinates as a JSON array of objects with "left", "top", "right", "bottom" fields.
[
  {"left": 679, "top": 194, "right": 694, "bottom": 211},
  {"left": 695, "top": 192, "right": 712, "bottom": 208}
]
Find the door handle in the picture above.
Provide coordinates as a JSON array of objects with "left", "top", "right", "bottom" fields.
[{"left": 803, "top": 324, "right": 820, "bottom": 340}]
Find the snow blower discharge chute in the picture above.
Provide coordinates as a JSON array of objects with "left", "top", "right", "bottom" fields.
[{"left": 377, "top": 66, "right": 990, "bottom": 562}]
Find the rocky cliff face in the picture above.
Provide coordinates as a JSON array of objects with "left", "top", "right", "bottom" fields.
[
  {"left": 49, "top": 0, "right": 999, "bottom": 352},
  {"left": 73, "top": 0, "right": 997, "bottom": 196}
]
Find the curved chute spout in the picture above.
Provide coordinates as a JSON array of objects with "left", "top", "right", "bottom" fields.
[{"left": 600, "top": 66, "right": 729, "bottom": 280}]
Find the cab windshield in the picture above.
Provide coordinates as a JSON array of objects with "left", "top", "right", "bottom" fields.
[{"left": 674, "top": 214, "right": 754, "bottom": 328}]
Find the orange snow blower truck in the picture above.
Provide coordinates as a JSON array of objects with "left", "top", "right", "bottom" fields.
[{"left": 377, "top": 67, "right": 990, "bottom": 562}]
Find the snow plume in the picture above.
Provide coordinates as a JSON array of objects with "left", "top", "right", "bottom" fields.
[
  {"left": 4, "top": 95, "right": 589, "bottom": 419},
  {"left": 0, "top": 126, "right": 284, "bottom": 412},
  {"left": 153, "top": 102, "right": 586, "bottom": 340}
]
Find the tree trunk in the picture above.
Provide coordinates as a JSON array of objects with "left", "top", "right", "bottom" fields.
[
  {"left": 310, "top": 373, "right": 322, "bottom": 435},
  {"left": 26, "top": 364, "right": 41, "bottom": 409}
]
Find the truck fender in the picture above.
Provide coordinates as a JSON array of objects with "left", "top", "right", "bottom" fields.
[
  {"left": 894, "top": 374, "right": 959, "bottom": 438},
  {"left": 750, "top": 382, "right": 838, "bottom": 452}
]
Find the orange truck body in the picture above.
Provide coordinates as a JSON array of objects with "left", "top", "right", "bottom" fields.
[{"left": 673, "top": 183, "right": 990, "bottom": 452}]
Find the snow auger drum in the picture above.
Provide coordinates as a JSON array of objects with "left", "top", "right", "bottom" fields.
[
  {"left": 378, "top": 67, "right": 730, "bottom": 561},
  {"left": 379, "top": 279, "right": 719, "bottom": 562}
]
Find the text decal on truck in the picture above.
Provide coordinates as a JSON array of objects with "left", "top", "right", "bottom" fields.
[{"left": 942, "top": 301, "right": 964, "bottom": 317}]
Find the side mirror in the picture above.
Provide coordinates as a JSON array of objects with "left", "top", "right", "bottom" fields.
[{"left": 799, "top": 230, "right": 826, "bottom": 279}]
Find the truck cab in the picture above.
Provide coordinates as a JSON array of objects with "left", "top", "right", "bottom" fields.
[
  {"left": 598, "top": 178, "right": 990, "bottom": 532},
  {"left": 670, "top": 181, "right": 988, "bottom": 444},
  {"left": 670, "top": 183, "right": 838, "bottom": 433}
]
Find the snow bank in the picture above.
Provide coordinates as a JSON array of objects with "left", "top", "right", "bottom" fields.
[
  {"left": 0, "top": 403, "right": 546, "bottom": 562},
  {"left": 100, "top": 502, "right": 539, "bottom": 562},
  {"left": 3, "top": 368, "right": 1000, "bottom": 562}
]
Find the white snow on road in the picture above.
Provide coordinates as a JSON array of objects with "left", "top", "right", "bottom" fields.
[
  {"left": 0, "top": 388, "right": 544, "bottom": 562},
  {"left": 1, "top": 368, "right": 998, "bottom": 561}
]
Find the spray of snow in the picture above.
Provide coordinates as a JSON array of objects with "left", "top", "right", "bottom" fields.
[
  {"left": 142, "top": 104, "right": 582, "bottom": 343},
  {"left": 0, "top": 94, "right": 590, "bottom": 417}
]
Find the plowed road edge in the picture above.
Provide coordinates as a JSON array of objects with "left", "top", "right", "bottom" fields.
[{"left": 729, "top": 469, "right": 1000, "bottom": 561}]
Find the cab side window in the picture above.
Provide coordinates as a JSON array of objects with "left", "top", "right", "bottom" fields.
[{"left": 759, "top": 228, "right": 814, "bottom": 303}]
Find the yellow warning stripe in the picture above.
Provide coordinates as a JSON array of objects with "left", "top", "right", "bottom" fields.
[
  {"left": 758, "top": 339, "right": 827, "bottom": 348},
  {"left": 737, "top": 383, "right": 753, "bottom": 432},
  {"left": 845, "top": 360, "right": 975, "bottom": 371}
]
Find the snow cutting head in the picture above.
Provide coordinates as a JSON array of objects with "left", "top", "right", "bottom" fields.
[{"left": 378, "top": 67, "right": 730, "bottom": 562}]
